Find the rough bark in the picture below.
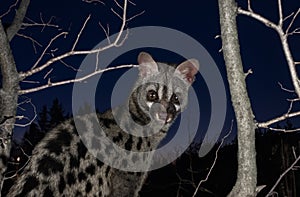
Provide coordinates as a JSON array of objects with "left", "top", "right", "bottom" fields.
[
  {"left": 6, "top": 0, "right": 30, "bottom": 41},
  {"left": 218, "top": 0, "right": 257, "bottom": 196},
  {"left": 0, "top": 20, "right": 20, "bottom": 193},
  {"left": 0, "top": 0, "right": 30, "bottom": 191}
]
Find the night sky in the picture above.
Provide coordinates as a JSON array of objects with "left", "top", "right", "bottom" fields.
[{"left": 1, "top": 0, "right": 300, "bottom": 145}]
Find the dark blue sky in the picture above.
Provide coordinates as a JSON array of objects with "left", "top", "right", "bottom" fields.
[{"left": 2, "top": 0, "right": 300, "bottom": 143}]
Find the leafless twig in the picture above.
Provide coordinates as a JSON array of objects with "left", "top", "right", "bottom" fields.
[
  {"left": 43, "top": 68, "right": 53, "bottom": 79},
  {"left": 6, "top": 0, "right": 30, "bottom": 41},
  {"left": 127, "top": 10, "right": 145, "bottom": 22},
  {"left": 238, "top": 2, "right": 300, "bottom": 99},
  {"left": 19, "top": 64, "right": 138, "bottom": 94},
  {"left": 98, "top": 21, "right": 111, "bottom": 44},
  {"left": 14, "top": 97, "right": 37, "bottom": 127},
  {"left": 266, "top": 150, "right": 300, "bottom": 197},
  {"left": 286, "top": 8, "right": 300, "bottom": 35},
  {"left": 278, "top": 82, "right": 295, "bottom": 93},
  {"left": 82, "top": 0, "right": 105, "bottom": 5},
  {"left": 22, "top": 15, "right": 59, "bottom": 31},
  {"left": 72, "top": 15, "right": 91, "bottom": 51},
  {"left": 19, "top": 0, "right": 130, "bottom": 81},
  {"left": 4, "top": 147, "right": 31, "bottom": 180},
  {"left": 0, "top": 116, "right": 14, "bottom": 125},
  {"left": 0, "top": 0, "right": 19, "bottom": 18},
  {"left": 245, "top": 68, "right": 253, "bottom": 77},
  {"left": 192, "top": 120, "right": 234, "bottom": 197},
  {"left": 257, "top": 97, "right": 300, "bottom": 132},
  {"left": 28, "top": 31, "right": 68, "bottom": 71},
  {"left": 16, "top": 33, "right": 42, "bottom": 53}
]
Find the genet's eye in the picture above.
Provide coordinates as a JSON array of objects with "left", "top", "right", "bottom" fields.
[
  {"left": 147, "top": 90, "right": 158, "bottom": 102},
  {"left": 171, "top": 93, "right": 180, "bottom": 104}
]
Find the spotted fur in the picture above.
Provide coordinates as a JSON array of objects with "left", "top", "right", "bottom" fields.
[{"left": 8, "top": 52, "right": 199, "bottom": 197}]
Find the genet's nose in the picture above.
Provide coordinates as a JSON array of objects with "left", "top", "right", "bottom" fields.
[{"left": 166, "top": 103, "right": 176, "bottom": 114}]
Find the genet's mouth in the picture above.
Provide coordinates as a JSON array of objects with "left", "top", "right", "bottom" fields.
[{"left": 154, "top": 112, "right": 173, "bottom": 124}]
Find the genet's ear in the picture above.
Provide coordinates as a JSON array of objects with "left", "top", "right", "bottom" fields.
[
  {"left": 137, "top": 52, "right": 159, "bottom": 77},
  {"left": 175, "top": 59, "right": 199, "bottom": 84}
]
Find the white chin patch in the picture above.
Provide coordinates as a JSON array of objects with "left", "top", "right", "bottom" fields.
[
  {"left": 175, "top": 104, "right": 181, "bottom": 112},
  {"left": 166, "top": 116, "right": 172, "bottom": 123},
  {"left": 154, "top": 112, "right": 173, "bottom": 124},
  {"left": 146, "top": 101, "right": 153, "bottom": 108}
]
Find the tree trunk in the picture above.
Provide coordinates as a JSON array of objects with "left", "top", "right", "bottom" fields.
[
  {"left": 218, "top": 0, "right": 257, "bottom": 196},
  {"left": 0, "top": 20, "right": 20, "bottom": 192},
  {"left": 0, "top": 1, "right": 30, "bottom": 192}
]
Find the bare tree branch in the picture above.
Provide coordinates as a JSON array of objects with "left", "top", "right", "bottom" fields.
[
  {"left": 14, "top": 97, "right": 37, "bottom": 127},
  {"left": 0, "top": 0, "right": 141, "bottom": 193},
  {"left": 114, "top": 0, "right": 124, "bottom": 10},
  {"left": 257, "top": 108, "right": 300, "bottom": 132},
  {"left": 111, "top": 8, "right": 123, "bottom": 20},
  {"left": 192, "top": 121, "right": 234, "bottom": 197},
  {"left": 16, "top": 32, "right": 42, "bottom": 53},
  {"left": 127, "top": 10, "right": 145, "bottom": 22},
  {"left": 19, "top": 64, "right": 138, "bottom": 94},
  {"left": 19, "top": 32, "right": 68, "bottom": 74},
  {"left": 285, "top": 8, "right": 300, "bottom": 34},
  {"left": 58, "top": 59, "right": 80, "bottom": 72},
  {"left": 245, "top": 68, "right": 253, "bottom": 77},
  {"left": 238, "top": 3, "right": 300, "bottom": 99},
  {"left": 265, "top": 127, "right": 300, "bottom": 133},
  {"left": 82, "top": 0, "right": 105, "bottom": 5},
  {"left": 128, "top": 0, "right": 136, "bottom": 6},
  {"left": 266, "top": 151, "right": 300, "bottom": 197},
  {"left": 257, "top": 92, "right": 300, "bottom": 132},
  {"left": 4, "top": 147, "right": 31, "bottom": 180},
  {"left": 98, "top": 21, "right": 111, "bottom": 44},
  {"left": 238, "top": 8, "right": 279, "bottom": 30},
  {"left": 0, "top": 0, "right": 20, "bottom": 18},
  {"left": 0, "top": 116, "right": 14, "bottom": 125},
  {"left": 72, "top": 15, "right": 91, "bottom": 51},
  {"left": 238, "top": 0, "right": 300, "bottom": 136},
  {"left": 43, "top": 68, "right": 53, "bottom": 79},
  {"left": 19, "top": 0, "right": 130, "bottom": 80},
  {"left": 283, "top": 12, "right": 295, "bottom": 23},
  {"left": 6, "top": 0, "right": 30, "bottom": 41},
  {"left": 278, "top": 82, "right": 295, "bottom": 93},
  {"left": 22, "top": 15, "right": 59, "bottom": 31},
  {"left": 278, "top": 0, "right": 283, "bottom": 27}
]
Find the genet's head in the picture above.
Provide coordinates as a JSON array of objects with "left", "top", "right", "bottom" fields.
[{"left": 133, "top": 52, "right": 199, "bottom": 126}]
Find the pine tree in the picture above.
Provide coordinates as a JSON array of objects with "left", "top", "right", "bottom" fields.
[
  {"left": 49, "top": 98, "right": 65, "bottom": 129},
  {"left": 22, "top": 122, "right": 45, "bottom": 151},
  {"left": 38, "top": 105, "right": 49, "bottom": 132}
]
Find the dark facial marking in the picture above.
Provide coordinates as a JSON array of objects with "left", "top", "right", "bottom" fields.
[
  {"left": 170, "top": 93, "right": 180, "bottom": 105},
  {"left": 136, "top": 137, "right": 143, "bottom": 150},
  {"left": 124, "top": 135, "right": 133, "bottom": 150},
  {"left": 105, "top": 166, "right": 111, "bottom": 177},
  {"left": 146, "top": 89, "right": 159, "bottom": 102}
]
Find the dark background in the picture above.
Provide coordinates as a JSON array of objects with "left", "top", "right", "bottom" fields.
[{"left": 1, "top": 0, "right": 300, "bottom": 140}]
